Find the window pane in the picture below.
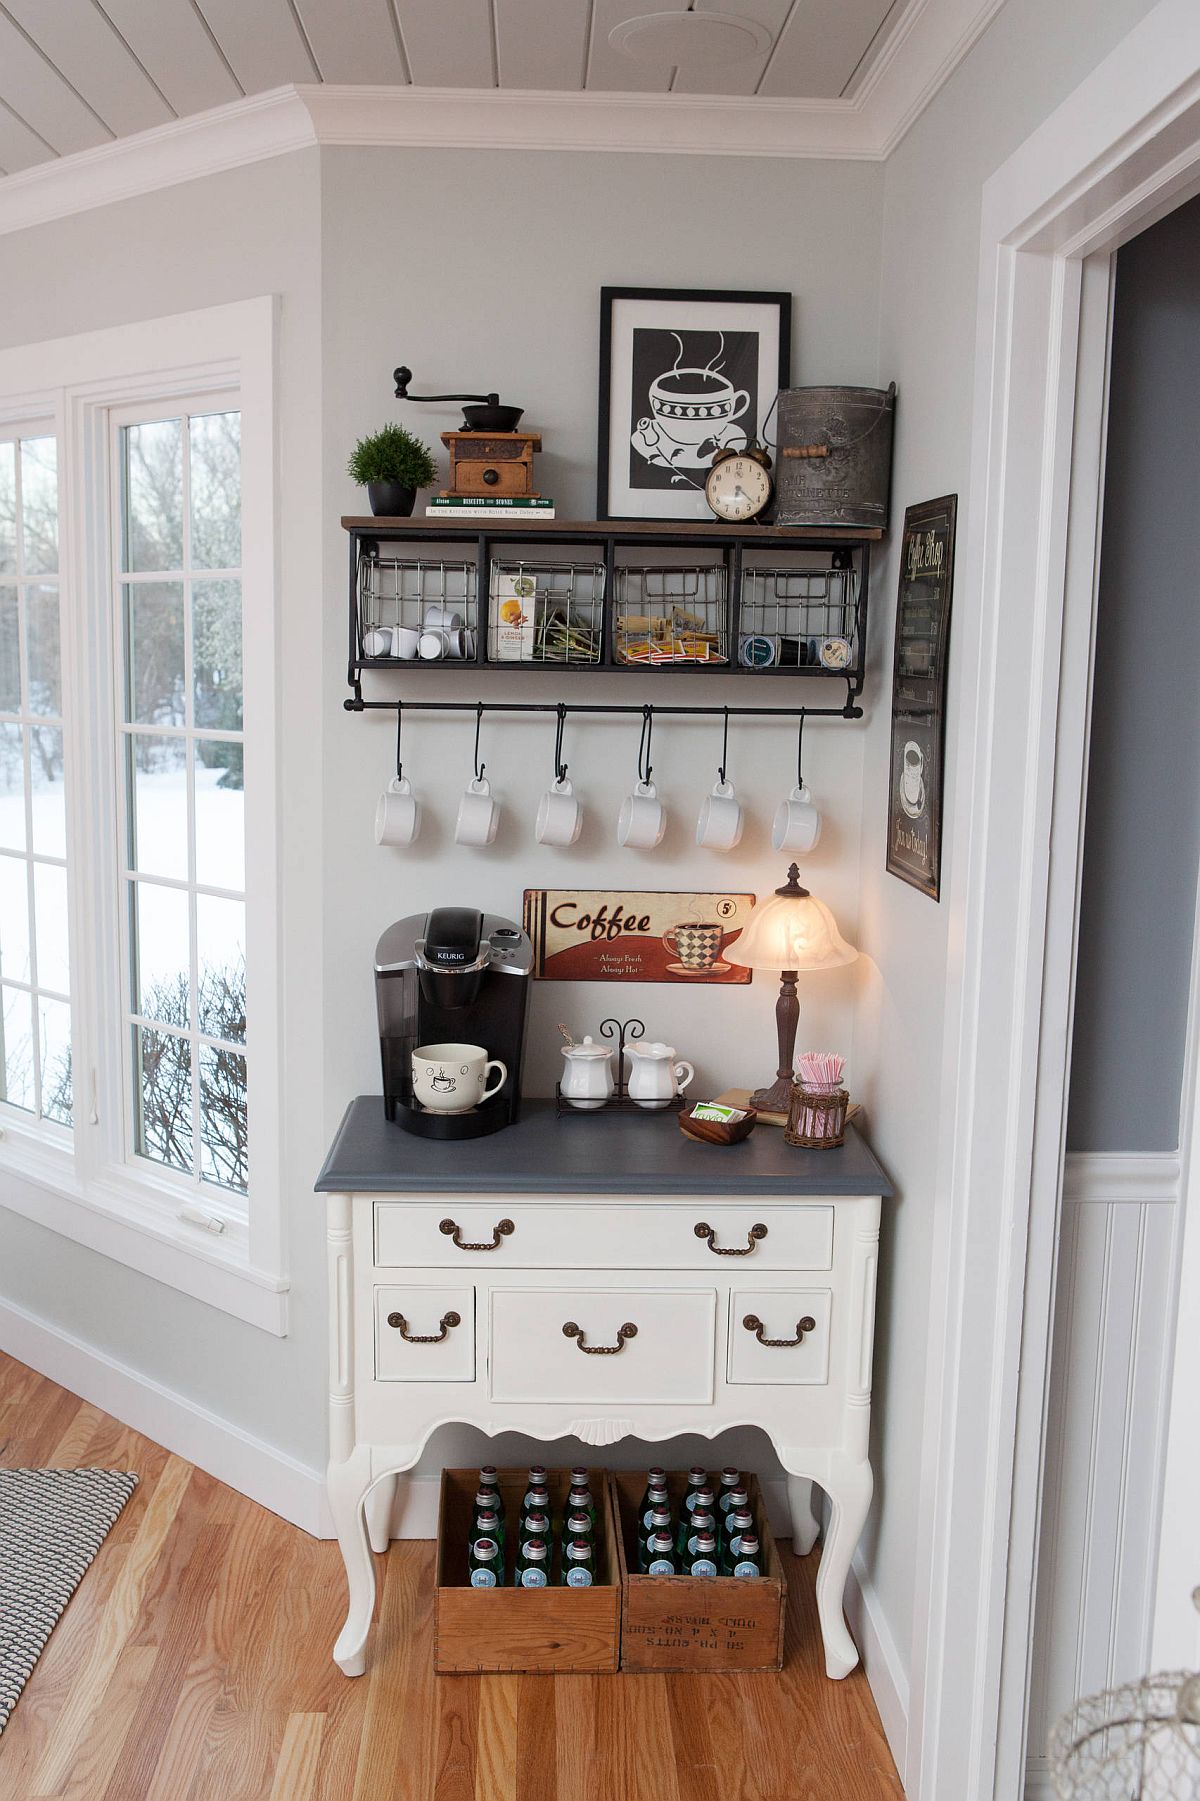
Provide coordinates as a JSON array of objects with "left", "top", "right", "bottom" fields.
[
  {"left": 127, "top": 734, "right": 188, "bottom": 880},
  {"left": 39, "top": 995, "right": 71, "bottom": 1125},
  {"left": 26, "top": 584, "right": 61, "bottom": 717},
  {"left": 189, "top": 412, "right": 241, "bottom": 570},
  {"left": 194, "top": 742, "right": 243, "bottom": 890},
  {"left": 21, "top": 438, "right": 58, "bottom": 577},
  {"left": 0, "top": 443, "right": 14, "bottom": 575},
  {"left": 124, "top": 581, "right": 185, "bottom": 726},
  {"left": 197, "top": 895, "right": 245, "bottom": 1043},
  {"left": 0, "top": 724, "right": 25, "bottom": 853},
  {"left": 0, "top": 854, "right": 30, "bottom": 984},
  {"left": 135, "top": 1024, "right": 192, "bottom": 1174},
  {"left": 122, "top": 420, "right": 183, "bottom": 573},
  {"left": 0, "top": 586, "right": 18, "bottom": 711},
  {"left": 130, "top": 880, "right": 190, "bottom": 1026},
  {"left": 193, "top": 579, "right": 242, "bottom": 730},
  {"left": 29, "top": 727, "right": 65, "bottom": 857},
  {"left": 199, "top": 1042, "right": 247, "bottom": 1194},
  {"left": 33, "top": 861, "right": 69, "bottom": 994},
  {"left": 1, "top": 983, "right": 34, "bottom": 1111}
]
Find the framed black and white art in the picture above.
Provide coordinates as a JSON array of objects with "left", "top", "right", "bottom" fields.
[{"left": 597, "top": 287, "right": 791, "bottom": 521}]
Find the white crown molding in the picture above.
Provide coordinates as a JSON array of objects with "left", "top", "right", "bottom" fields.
[{"left": 0, "top": 0, "right": 1002, "bottom": 238}]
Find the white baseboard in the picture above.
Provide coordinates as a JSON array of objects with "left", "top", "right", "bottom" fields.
[
  {"left": 1024, "top": 1758, "right": 1054, "bottom": 1799},
  {"left": 0, "top": 1293, "right": 332, "bottom": 1536},
  {"left": 845, "top": 1550, "right": 910, "bottom": 1780}
]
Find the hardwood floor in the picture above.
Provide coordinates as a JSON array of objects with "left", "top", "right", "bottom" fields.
[{"left": 0, "top": 1354, "right": 904, "bottom": 1800}]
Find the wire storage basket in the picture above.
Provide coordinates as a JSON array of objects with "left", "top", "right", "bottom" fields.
[
  {"left": 613, "top": 565, "right": 729, "bottom": 667},
  {"left": 1050, "top": 1669, "right": 1200, "bottom": 1799},
  {"left": 738, "top": 565, "right": 859, "bottom": 672},
  {"left": 488, "top": 559, "right": 604, "bottom": 665},
  {"left": 357, "top": 553, "right": 478, "bottom": 663}
]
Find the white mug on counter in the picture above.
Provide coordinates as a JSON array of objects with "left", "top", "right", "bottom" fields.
[
  {"left": 618, "top": 779, "right": 665, "bottom": 849},
  {"left": 696, "top": 777, "right": 744, "bottom": 851},
  {"left": 456, "top": 774, "right": 499, "bottom": 847},
  {"left": 375, "top": 774, "right": 420, "bottom": 847},
  {"left": 536, "top": 775, "right": 582, "bottom": 847},
  {"left": 773, "top": 782, "right": 822, "bottom": 854},
  {"left": 412, "top": 1042, "right": 507, "bottom": 1114}
]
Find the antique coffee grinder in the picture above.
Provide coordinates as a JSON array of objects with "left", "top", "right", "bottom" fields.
[
  {"left": 374, "top": 906, "right": 532, "bottom": 1139},
  {"left": 393, "top": 364, "right": 542, "bottom": 499}
]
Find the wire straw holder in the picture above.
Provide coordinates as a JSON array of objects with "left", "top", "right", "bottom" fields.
[
  {"left": 613, "top": 565, "right": 729, "bottom": 668},
  {"left": 738, "top": 564, "right": 859, "bottom": 672},
  {"left": 784, "top": 1083, "right": 850, "bottom": 1148},
  {"left": 488, "top": 558, "right": 604, "bottom": 665},
  {"left": 357, "top": 552, "right": 478, "bottom": 662}
]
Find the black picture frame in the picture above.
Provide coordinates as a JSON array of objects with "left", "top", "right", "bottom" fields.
[
  {"left": 886, "top": 494, "right": 957, "bottom": 900},
  {"left": 597, "top": 286, "right": 792, "bottom": 522}
]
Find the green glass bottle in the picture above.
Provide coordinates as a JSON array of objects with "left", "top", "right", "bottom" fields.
[
  {"left": 561, "top": 1538, "right": 596, "bottom": 1587},
  {"left": 514, "top": 1534, "right": 550, "bottom": 1588},
  {"left": 520, "top": 1488, "right": 552, "bottom": 1541},
  {"left": 731, "top": 1532, "right": 762, "bottom": 1579},
  {"left": 638, "top": 1476, "right": 670, "bottom": 1549},
  {"left": 683, "top": 1530, "right": 719, "bottom": 1578},
  {"left": 717, "top": 1469, "right": 742, "bottom": 1516},
  {"left": 564, "top": 1508, "right": 593, "bottom": 1550},
  {"left": 521, "top": 1467, "right": 549, "bottom": 1511},
  {"left": 637, "top": 1467, "right": 669, "bottom": 1523},
  {"left": 472, "top": 1504, "right": 504, "bottom": 1559},
  {"left": 721, "top": 1508, "right": 756, "bottom": 1575},
  {"left": 675, "top": 1488, "right": 715, "bottom": 1559},
  {"left": 566, "top": 1479, "right": 595, "bottom": 1526},
  {"left": 683, "top": 1508, "right": 719, "bottom": 1564},
  {"left": 639, "top": 1505, "right": 674, "bottom": 1571},
  {"left": 680, "top": 1467, "right": 708, "bottom": 1519},
  {"left": 479, "top": 1466, "right": 506, "bottom": 1526},
  {"left": 644, "top": 1530, "right": 677, "bottom": 1576},
  {"left": 467, "top": 1535, "right": 501, "bottom": 1587}
]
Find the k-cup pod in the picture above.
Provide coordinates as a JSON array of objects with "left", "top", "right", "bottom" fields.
[
  {"left": 363, "top": 625, "right": 394, "bottom": 657},
  {"left": 423, "top": 604, "right": 464, "bottom": 633},
  {"left": 419, "top": 629, "right": 449, "bottom": 661},
  {"left": 393, "top": 624, "right": 420, "bottom": 660}
]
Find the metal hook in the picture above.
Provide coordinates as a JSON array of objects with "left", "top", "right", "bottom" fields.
[
  {"left": 796, "top": 708, "right": 807, "bottom": 789},
  {"left": 553, "top": 702, "right": 568, "bottom": 785},
  {"left": 473, "top": 701, "right": 486, "bottom": 782},
  {"left": 637, "top": 705, "right": 654, "bottom": 786},
  {"left": 395, "top": 699, "right": 405, "bottom": 782},
  {"left": 718, "top": 706, "right": 730, "bottom": 786}
]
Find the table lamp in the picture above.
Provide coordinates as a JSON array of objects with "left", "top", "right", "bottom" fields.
[{"left": 725, "top": 863, "right": 858, "bottom": 1114}]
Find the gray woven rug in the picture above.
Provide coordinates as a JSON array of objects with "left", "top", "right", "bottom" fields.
[{"left": 0, "top": 1468, "right": 138, "bottom": 1734}]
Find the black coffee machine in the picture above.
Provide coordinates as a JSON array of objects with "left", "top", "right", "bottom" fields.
[{"left": 375, "top": 906, "right": 532, "bottom": 1139}]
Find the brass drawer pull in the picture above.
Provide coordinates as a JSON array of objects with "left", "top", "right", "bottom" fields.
[
  {"left": 387, "top": 1309, "right": 461, "bottom": 1342},
  {"left": 742, "top": 1313, "right": 816, "bottom": 1347},
  {"left": 562, "top": 1320, "right": 638, "bottom": 1355},
  {"left": 439, "top": 1217, "right": 515, "bottom": 1251},
  {"left": 695, "top": 1221, "right": 768, "bottom": 1256}
]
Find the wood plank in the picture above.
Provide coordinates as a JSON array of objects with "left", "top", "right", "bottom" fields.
[
  {"left": 292, "top": 0, "right": 409, "bottom": 84},
  {"left": 342, "top": 516, "right": 884, "bottom": 542},
  {"left": 96, "top": 0, "right": 243, "bottom": 115},
  {"left": 45, "top": 1400, "right": 106, "bottom": 1468},
  {"left": 672, "top": 0, "right": 794, "bottom": 98},
  {"left": 757, "top": 0, "right": 897, "bottom": 98},
  {"left": 0, "top": 15, "right": 112, "bottom": 155},
  {"left": 190, "top": 0, "right": 317, "bottom": 90},
  {"left": 494, "top": 0, "right": 589, "bottom": 90},
  {"left": 269, "top": 1713, "right": 326, "bottom": 1801},
  {"left": 397, "top": 0, "right": 495, "bottom": 88},
  {"left": 474, "top": 1675, "right": 518, "bottom": 1801},
  {"left": 1, "top": 0, "right": 172, "bottom": 135}
]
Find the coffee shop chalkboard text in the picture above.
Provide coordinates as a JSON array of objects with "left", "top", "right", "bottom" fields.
[
  {"left": 523, "top": 890, "right": 755, "bottom": 984},
  {"left": 886, "top": 494, "right": 957, "bottom": 900}
]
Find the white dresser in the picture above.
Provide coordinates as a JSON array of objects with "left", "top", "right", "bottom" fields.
[{"left": 317, "top": 1097, "right": 890, "bottom": 1680}]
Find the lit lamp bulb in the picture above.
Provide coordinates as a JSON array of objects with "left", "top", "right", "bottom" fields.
[{"left": 725, "top": 863, "right": 857, "bottom": 1114}]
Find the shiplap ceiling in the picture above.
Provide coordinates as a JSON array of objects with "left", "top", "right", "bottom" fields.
[{"left": 0, "top": 0, "right": 918, "bottom": 177}]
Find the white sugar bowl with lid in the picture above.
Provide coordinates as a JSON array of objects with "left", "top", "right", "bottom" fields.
[
  {"left": 626, "top": 1041, "right": 696, "bottom": 1110},
  {"left": 560, "top": 1036, "right": 615, "bottom": 1110}
]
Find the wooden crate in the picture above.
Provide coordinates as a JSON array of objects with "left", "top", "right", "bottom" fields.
[
  {"left": 611, "top": 1470, "right": 786, "bottom": 1673},
  {"left": 434, "top": 1467, "right": 621, "bottom": 1674}
]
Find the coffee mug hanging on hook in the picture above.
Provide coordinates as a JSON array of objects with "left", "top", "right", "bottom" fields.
[
  {"left": 773, "top": 708, "right": 822, "bottom": 853},
  {"left": 455, "top": 702, "right": 499, "bottom": 847},
  {"left": 376, "top": 701, "right": 421, "bottom": 847},
  {"left": 617, "top": 705, "right": 664, "bottom": 849},
  {"left": 537, "top": 703, "right": 582, "bottom": 846},
  {"left": 696, "top": 707, "right": 744, "bottom": 851}
]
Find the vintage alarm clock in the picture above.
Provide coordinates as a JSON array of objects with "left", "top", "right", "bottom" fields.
[{"left": 704, "top": 443, "right": 773, "bottom": 523}]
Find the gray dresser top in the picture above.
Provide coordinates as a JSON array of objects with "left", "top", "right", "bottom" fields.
[{"left": 315, "top": 1097, "right": 893, "bottom": 1197}]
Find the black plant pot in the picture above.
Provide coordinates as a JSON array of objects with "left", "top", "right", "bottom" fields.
[{"left": 366, "top": 481, "right": 416, "bottom": 518}]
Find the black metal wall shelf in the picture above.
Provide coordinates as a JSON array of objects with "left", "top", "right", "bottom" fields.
[{"left": 343, "top": 516, "right": 879, "bottom": 718}]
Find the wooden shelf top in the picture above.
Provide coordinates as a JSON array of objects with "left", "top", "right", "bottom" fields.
[{"left": 342, "top": 515, "right": 884, "bottom": 543}]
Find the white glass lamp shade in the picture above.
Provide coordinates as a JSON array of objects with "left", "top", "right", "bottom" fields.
[{"left": 726, "top": 877, "right": 857, "bottom": 973}]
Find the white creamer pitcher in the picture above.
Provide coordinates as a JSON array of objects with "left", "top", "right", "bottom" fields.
[{"left": 626, "top": 1041, "right": 696, "bottom": 1110}]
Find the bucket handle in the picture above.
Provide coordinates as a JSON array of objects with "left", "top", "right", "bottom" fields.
[{"left": 782, "top": 381, "right": 896, "bottom": 460}]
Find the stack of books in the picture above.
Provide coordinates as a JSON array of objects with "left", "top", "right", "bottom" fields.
[{"left": 425, "top": 495, "right": 556, "bottom": 521}]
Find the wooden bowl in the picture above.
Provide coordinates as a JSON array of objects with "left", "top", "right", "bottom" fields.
[{"left": 678, "top": 1105, "right": 758, "bottom": 1147}]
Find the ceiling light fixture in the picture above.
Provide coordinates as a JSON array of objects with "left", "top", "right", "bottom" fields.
[{"left": 608, "top": 10, "right": 773, "bottom": 71}]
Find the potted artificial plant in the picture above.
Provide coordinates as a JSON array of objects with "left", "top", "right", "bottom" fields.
[{"left": 347, "top": 423, "right": 438, "bottom": 518}]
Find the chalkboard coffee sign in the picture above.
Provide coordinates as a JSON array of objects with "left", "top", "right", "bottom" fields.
[{"left": 886, "top": 494, "right": 957, "bottom": 900}]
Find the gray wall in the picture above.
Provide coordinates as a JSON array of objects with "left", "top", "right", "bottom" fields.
[{"left": 1067, "top": 194, "right": 1200, "bottom": 1153}]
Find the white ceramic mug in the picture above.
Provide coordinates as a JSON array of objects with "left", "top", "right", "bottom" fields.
[
  {"left": 375, "top": 774, "right": 420, "bottom": 847},
  {"left": 772, "top": 783, "right": 822, "bottom": 854},
  {"left": 412, "top": 1041, "right": 507, "bottom": 1114},
  {"left": 393, "top": 624, "right": 420, "bottom": 660},
  {"left": 456, "top": 774, "right": 499, "bottom": 846},
  {"left": 536, "top": 775, "right": 582, "bottom": 847},
  {"left": 696, "top": 778, "right": 744, "bottom": 851},
  {"left": 618, "top": 779, "right": 665, "bottom": 849}
]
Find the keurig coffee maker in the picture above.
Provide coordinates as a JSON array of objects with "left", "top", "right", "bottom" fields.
[{"left": 374, "top": 907, "right": 532, "bottom": 1138}]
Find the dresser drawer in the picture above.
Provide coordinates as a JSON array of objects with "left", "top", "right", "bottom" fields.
[
  {"left": 726, "top": 1288, "right": 831, "bottom": 1386},
  {"left": 374, "top": 1286, "right": 475, "bottom": 1382},
  {"left": 375, "top": 1202, "right": 833, "bottom": 1272},
  {"left": 489, "top": 1287, "right": 715, "bottom": 1405}
]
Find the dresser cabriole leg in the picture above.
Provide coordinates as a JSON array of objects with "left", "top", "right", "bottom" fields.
[
  {"left": 329, "top": 1445, "right": 375, "bottom": 1677},
  {"left": 814, "top": 1457, "right": 872, "bottom": 1679},
  {"left": 787, "top": 1473, "right": 822, "bottom": 1556},
  {"left": 365, "top": 1473, "right": 397, "bottom": 1553}
]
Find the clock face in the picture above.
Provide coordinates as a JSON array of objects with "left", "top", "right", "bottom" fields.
[
  {"left": 704, "top": 454, "right": 772, "bottom": 523},
  {"left": 819, "top": 635, "right": 853, "bottom": 671}
]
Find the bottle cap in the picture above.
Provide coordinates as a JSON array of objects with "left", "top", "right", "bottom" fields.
[
  {"left": 566, "top": 1512, "right": 591, "bottom": 1534},
  {"left": 694, "top": 1533, "right": 717, "bottom": 1552},
  {"left": 687, "top": 1466, "right": 706, "bottom": 1483},
  {"left": 524, "top": 1538, "right": 548, "bottom": 1559},
  {"left": 473, "top": 1538, "right": 497, "bottom": 1557},
  {"left": 567, "top": 1539, "right": 592, "bottom": 1560},
  {"left": 650, "top": 1507, "right": 672, "bottom": 1525},
  {"left": 529, "top": 1466, "right": 548, "bottom": 1481},
  {"left": 721, "top": 1468, "right": 740, "bottom": 1483},
  {"left": 648, "top": 1466, "right": 667, "bottom": 1482},
  {"left": 481, "top": 1466, "right": 499, "bottom": 1481},
  {"left": 739, "top": 1534, "right": 760, "bottom": 1553},
  {"left": 525, "top": 1512, "right": 549, "bottom": 1534},
  {"left": 569, "top": 1467, "right": 589, "bottom": 1483},
  {"left": 649, "top": 1532, "right": 673, "bottom": 1551}
]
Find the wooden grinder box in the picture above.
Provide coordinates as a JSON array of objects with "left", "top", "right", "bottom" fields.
[
  {"left": 434, "top": 1468, "right": 621, "bottom": 1674},
  {"left": 611, "top": 1470, "right": 786, "bottom": 1673}
]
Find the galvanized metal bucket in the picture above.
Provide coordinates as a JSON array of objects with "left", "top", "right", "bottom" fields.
[{"left": 774, "top": 383, "right": 896, "bottom": 530}]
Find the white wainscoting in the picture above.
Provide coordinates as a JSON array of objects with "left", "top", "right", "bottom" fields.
[{"left": 1024, "top": 1151, "right": 1181, "bottom": 1798}]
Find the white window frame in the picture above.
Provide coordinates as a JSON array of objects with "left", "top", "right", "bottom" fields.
[{"left": 0, "top": 300, "right": 286, "bottom": 1334}]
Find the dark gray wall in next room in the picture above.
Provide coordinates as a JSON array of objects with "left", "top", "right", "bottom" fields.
[{"left": 1067, "top": 193, "right": 1200, "bottom": 1153}]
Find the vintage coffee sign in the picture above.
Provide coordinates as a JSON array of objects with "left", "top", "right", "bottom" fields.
[
  {"left": 523, "top": 890, "right": 755, "bottom": 984},
  {"left": 886, "top": 494, "right": 957, "bottom": 900}
]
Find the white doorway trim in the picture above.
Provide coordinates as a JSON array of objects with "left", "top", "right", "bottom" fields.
[{"left": 909, "top": 4, "right": 1200, "bottom": 1796}]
